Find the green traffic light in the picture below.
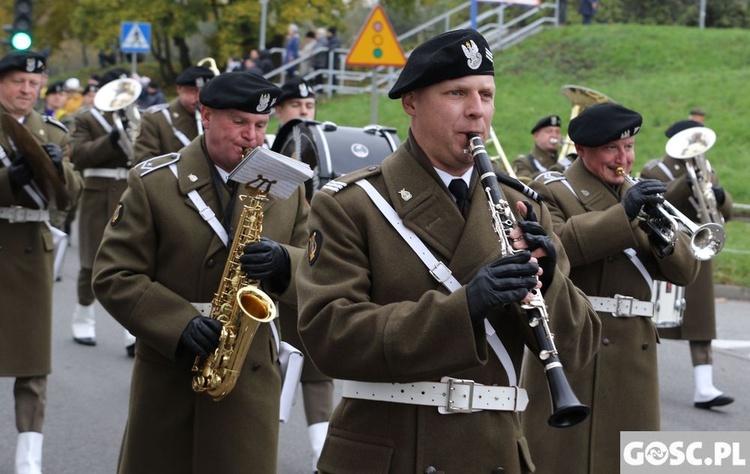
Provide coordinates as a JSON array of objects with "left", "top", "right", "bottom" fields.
[{"left": 11, "top": 31, "right": 32, "bottom": 51}]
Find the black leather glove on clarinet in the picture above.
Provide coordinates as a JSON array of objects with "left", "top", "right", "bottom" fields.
[
  {"left": 41, "top": 143, "right": 64, "bottom": 175},
  {"left": 240, "top": 237, "right": 291, "bottom": 294},
  {"left": 465, "top": 251, "right": 539, "bottom": 325},
  {"left": 622, "top": 179, "right": 667, "bottom": 221},
  {"left": 517, "top": 202, "right": 557, "bottom": 294},
  {"left": 179, "top": 317, "right": 222, "bottom": 357},
  {"left": 8, "top": 153, "right": 33, "bottom": 190}
]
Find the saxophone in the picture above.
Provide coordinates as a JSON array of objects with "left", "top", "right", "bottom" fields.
[{"left": 191, "top": 184, "right": 278, "bottom": 401}]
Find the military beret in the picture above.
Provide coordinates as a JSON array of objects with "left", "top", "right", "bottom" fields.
[
  {"left": 665, "top": 119, "right": 703, "bottom": 139},
  {"left": 388, "top": 29, "right": 494, "bottom": 99},
  {"left": 101, "top": 68, "right": 129, "bottom": 85},
  {"left": 0, "top": 51, "right": 46, "bottom": 76},
  {"left": 568, "top": 103, "right": 642, "bottom": 147},
  {"left": 45, "top": 81, "right": 66, "bottom": 96},
  {"left": 176, "top": 66, "right": 215, "bottom": 87},
  {"left": 278, "top": 76, "right": 316, "bottom": 104},
  {"left": 531, "top": 115, "right": 562, "bottom": 134},
  {"left": 199, "top": 71, "right": 281, "bottom": 114},
  {"left": 83, "top": 84, "right": 99, "bottom": 95},
  {"left": 689, "top": 107, "right": 706, "bottom": 117}
]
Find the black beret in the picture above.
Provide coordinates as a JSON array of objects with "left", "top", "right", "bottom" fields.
[
  {"left": 388, "top": 29, "right": 494, "bottom": 99},
  {"left": 278, "top": 77, "right": 316, "bottom": 104},
  {"left": 665, "top": 119, "right": 703, "bottom": 138},
  {"left": 45, "top": 81, "right": 66, "bottom": 96},
  {"left": 568, "top": 103, "right": 642, "bottom": 147},
  {"left": 83, "top": 84, "right": 99, "bottom": 95},
  {"left": 531, "top": 115, "right": 562, "bottom": 134},
  {"left": 101, "top": 68, "right": 129, "bottom": 85},
  {"left": 0, "top": 51, "right": 46, "bottom": 76},
  {"left": 199, "top": 71, "right": 281, "bottom": 114},
  {"left": 689, "top": 107, "right": 706, "bottom": 117},
  {"left": 176, "top": 66, "right": 215, "bottom": 87}
]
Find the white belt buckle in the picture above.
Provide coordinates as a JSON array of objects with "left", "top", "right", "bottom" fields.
[
  {"left": 8, "top": 206, "right": 27, "bottom": 223},
  {"left": 440, "top": 378, "right": 476, "bottom": 414},
  {"left": 429, "top": 261, "right": 453, "bottom": 284},
  {"left": 613, "top": 294, "right": 634, "bottom": 317}
]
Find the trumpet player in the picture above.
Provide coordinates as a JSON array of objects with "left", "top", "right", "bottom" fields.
[
  {"left": 297, "top": 29, "right": 600, "bottom": 474},
  {"left": 512, "top": 114, "right": 562, "bottom": 184},
  {"left": 640, "top": 119, "right": 734, "bottom": 409},
  {"left": 134, "top": 65, "right": 215, "bottom": 163},
  {"left": 522, "top": 103, "right": 701, "bottom": 473}
]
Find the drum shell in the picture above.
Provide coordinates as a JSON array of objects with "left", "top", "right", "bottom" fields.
[{"left": 651, "top": 280, "right": 685, "bottom": 328}]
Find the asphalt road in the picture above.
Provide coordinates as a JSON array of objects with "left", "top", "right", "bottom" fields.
[{"left": 1, "top": 236, "right": 748, "bottom": 473}]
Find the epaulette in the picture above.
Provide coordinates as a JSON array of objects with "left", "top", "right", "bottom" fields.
[
  {"left": 320, "top": 165, "right": 382, "bottom": 195},
  {"left": 42, "top": 115, "right": 69, "bottom": 133},
  {"left": 135, "top": 153, "right": 180, "bottom": 177},
  {"left": 145, "top": 103, "right": 169, "bottom": 114},
  {"left": 535, "top": 170, "right": 566, "bottom": 185}
]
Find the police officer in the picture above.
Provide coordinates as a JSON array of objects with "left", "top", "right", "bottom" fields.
[
  {"left": 69, "top": 67, "right": 136, "bottom": 354},
  {"left": 0, "top": 50, "right": 83, "bottom": 474},
  {"left": 92, "top": 71, "right": 309, "bottom": 473},
  {"left": 297, "top": 29, "right": 600, "bottom": 473},
  {"left": 134, "top": 65, "right": 215, "bottom": 163},
  {"left": 512, "top": 115, "right": 562, "bottom": 184},
  {"left": 521, "top": 103, "right": 701, "bottom": 473},
  {"left": 641, "top": 119, "right": 734, "bottom": 409}
]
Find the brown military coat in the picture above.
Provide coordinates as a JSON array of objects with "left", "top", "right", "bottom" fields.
[
  {"left": 521, "top": 159, "right": 701, "bottom": 474},
  {"left": 297, "top": 134, "right": 601, "bottom": 474},
  {"left": 70, "top": 108, "right": 131, "bottom": 269},
  {"left": 134, "top": 99, "right": 199, "bottom": 164},
  {"left": 92, "top": 137, "right": 308, "bottom": 474},
  {"left": 640, "top": 155, "right": 733, "bottom": 340},
  {"left": 0, "top": 107, "right": 82, "bottom": 376},
  {"left": 512, "top": 144, "right": 559, "bottom": 184}
]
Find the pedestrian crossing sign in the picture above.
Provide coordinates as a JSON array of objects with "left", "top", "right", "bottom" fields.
[
  {"left": 120, "top": 22, "right": 151, "bottom": 54},
  {"left": 346, "top": 6, "right": 406, "bottom": 68}
]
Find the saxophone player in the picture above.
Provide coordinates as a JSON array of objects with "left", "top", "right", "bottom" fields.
[
  {"left": 93, "top": 72, "right": 309, "bottom": 474},
  {"left": 297, "top": 29, "right": 600, "bottom": 473},
  {"left": 640, "top": 119, "right": 734, "bottom": 409}
]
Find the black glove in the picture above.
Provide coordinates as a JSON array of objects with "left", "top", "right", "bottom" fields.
[
  {"left": 622, "top": 179, "right": 667, "bottom": 221},
  {"left": 648, "top": 230, "right": 675, "bottom": 258},
  {"left": 7, "top": 154, "right": 33, "bottom": 189},
  {"left": 466, "top": 251, "right": 540, "bottom": 324},
  {"left": 517, "top": 202, "right": 556, "bottom": 294},
  {"left": 711, "top": 185, "right": 726, "bottom": 206},
  {"left": 41, "top": 143, "right": 64, "bottom": 175},
  {"left": 179, "top": 317, "right": 222, "bottom": 357},
  {"left": 240, "top": 237, "right": 291, "bottom": 293},
  {"left": 109, "top": 128, "right": 120, "bottom": 147}
]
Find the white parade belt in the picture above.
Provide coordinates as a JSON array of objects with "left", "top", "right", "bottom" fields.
[
  {"left": 588, "top": 295, "right": 654, "bottom": 317},
  {"left": 191, "top": 303, "right": 212, "bottom": 317},
  {"left": 83, "top": 168, "right": 130, "bottom": 180},
  {"left": 0, "top": 206, "right": 49, "bottom": 223}
]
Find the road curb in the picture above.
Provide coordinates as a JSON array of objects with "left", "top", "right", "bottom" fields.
[{"left": 715, "top": 284, "right": 750, "bottom": 301}]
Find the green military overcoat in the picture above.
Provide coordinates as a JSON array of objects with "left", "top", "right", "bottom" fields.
[
  {"left": 92, "top": 137, "right": 308, "bottom": 473},
  {"left": 521, "top": 159, "right": 701, "bottom": 474},
  {"left": 134, "top": 99, "right": 199, "bottom": 164},
  {"left": 512, "top": 144, "right": 560, "bottom": 184},
  {"left": 640, "top": 155, "right": 733, "bottom": 341},
  {"left": 0, "top": 107, "right": 82, "bottom": 376},
  {"left": 297, "top": 134, "right": 601, "bottom": 474}
]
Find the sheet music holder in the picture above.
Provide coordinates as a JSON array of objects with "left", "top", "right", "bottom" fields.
[{"left": 228, "top": 147, "right": 313, "bottom": 200}]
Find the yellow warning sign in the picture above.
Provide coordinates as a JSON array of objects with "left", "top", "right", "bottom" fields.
[{"left": 346, "top": 6, "right": 406, "bottom": 68}]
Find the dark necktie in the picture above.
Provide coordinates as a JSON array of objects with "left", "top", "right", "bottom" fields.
[{"left": 448, "top": 178, "right": 469, "bottom": 215}]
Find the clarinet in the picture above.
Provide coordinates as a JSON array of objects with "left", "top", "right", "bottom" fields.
[{"left": 468, "top": 133, "right": 590, "bottom": 428}]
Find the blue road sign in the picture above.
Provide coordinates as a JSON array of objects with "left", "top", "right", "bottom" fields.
[{"left": 120, "top": 22, "right": 151, "bottom": 54}]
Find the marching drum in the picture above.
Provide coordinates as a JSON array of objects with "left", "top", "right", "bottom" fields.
[
  {"left": 272, "top": 119, "right": 400, "bottom": 200},
  {"left": 650, "top": 280, "right": 686, "bottom": 328}
]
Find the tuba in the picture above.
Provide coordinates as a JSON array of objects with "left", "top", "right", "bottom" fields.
[
  {"left": 558, "top": 85, "right": 616, "bottom": 165},
  {"left": 94, "top": 77, "right": 142, "bottom": 164},
  {"left": 192, "top": 172, "right": 278, "bottom": 401},
  {"left": 665, "top": 126, "right": 724, "bottom": 225},
  {"left": 485, "top": 127, "right": 518, "bottom": 179}
]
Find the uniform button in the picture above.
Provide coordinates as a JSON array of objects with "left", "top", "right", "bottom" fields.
[
  {"left": 252, "top": 363, "right": 261, "bottom": 371},
  {"left": 602, "top": 338, "right": 610, "bottom": 346},
  {"left": 206, "top": 259, "right": 215, "bottom": 268},
  {"left": 368, "top": 166, "right": 378, "bottom": 172},
  {"left": 641, "top": 342, "right": 649, "bottom": 350},
  {"left": 424, "top": 467, "right": 437, "bottom": 474},
  {"left": 24, "top": 246, "right": 33, "bottom": 253}
]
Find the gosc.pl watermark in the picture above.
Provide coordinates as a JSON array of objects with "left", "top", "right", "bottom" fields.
[{"left": 622, "top": 432, "right": 748, "bottom": 473}]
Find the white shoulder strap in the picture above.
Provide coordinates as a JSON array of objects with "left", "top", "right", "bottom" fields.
[
  {"left": 90, "top": 109, "right": 112, "bottom": 133},
  {"left": 160, "top": 108, "right": 192, "bottom": 147},
  {"left": 168, "top": 163, "right": 229, "bottom": 247},
  {"left": 355, "top": 179, "right": 517, "bottom": 386}
]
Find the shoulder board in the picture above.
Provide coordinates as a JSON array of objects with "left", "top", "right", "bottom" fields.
[
  {"left": 42, "top": 115, "right": 69, "bottom": 133},
  {"left": 320, "top": 165, "right": 382, "bottom": 195},
  {"left": 134, "top": 153, "right": 180, "bottom": 177},
  {"left": 535, "top": 170, "right": 566, "bottom": 185},
  {"left": 145, "top": 103, "right": 170, "bottom": 114}
]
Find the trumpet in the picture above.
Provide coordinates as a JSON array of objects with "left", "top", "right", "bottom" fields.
[
  {"left": 470, "top": 133, "right": 590, "bottom": 428},
  {"left": 94, "top": 77, "right": 142, "bottom": 164},
  {"left": 616, "top": 168, "right": 725, "bottom": 261}
]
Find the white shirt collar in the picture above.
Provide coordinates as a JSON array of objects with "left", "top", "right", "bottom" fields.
[{"left": 434, "top": 167, "right": 473, "bottom": 189}]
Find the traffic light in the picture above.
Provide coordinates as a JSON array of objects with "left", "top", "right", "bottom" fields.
[{"left": 11, "top": 0, "right": 33, "bottom": 51}]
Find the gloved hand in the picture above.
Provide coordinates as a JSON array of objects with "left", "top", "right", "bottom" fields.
[
  {"left": 622, "top": 179, "right": 667, "bottom": 221},
  {"left": 711, "top": 185, "right": 726, "bottom": 206},
  {"left": 7, "top": 154, "right": 33, "bottom": 189},
  {"left": 179, "top": 317, "right": 222, "bottom": 357},
  {"left": 240, "top": 237, "right": 291, "bottom": 293},
  {"left": 108, "top": 128, "right": 120, "bottom": 147},
  {"left": 517, "top": 202, "right": 556, "bottom": 293},
  {"left": 466, "top": 251, "right": 540, "bottom": 324},
  {"left": 41, "top": 143, "right": 64, "bottom": 175}
]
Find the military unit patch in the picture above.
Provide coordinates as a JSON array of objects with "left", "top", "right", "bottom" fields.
[
  {"left": 110, "top": 202, "right": 124, "bottom": 227},
  {"left": 308, "top": 230, "right": 323, "bottom": 266}
]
